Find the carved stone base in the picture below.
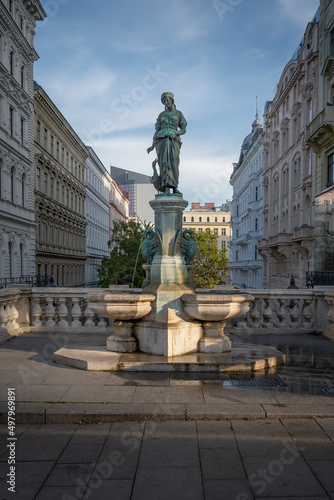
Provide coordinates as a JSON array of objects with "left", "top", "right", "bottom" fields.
[
  {"left": 199, "top": 335, "right": 232, "bottom": 353},
  {"left": 106, "top": 334, "right": 138, "bottom": 353}
]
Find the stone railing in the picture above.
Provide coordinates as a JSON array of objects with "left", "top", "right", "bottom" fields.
[
  {"left": 0, "top": 286, "right": 333, "bottom": 343},
  {"left": 234, "top": 289, "right": 331, "bottom": 335},
  {"left": 0, "top": 287, "right": 111, "bottom": 343}
]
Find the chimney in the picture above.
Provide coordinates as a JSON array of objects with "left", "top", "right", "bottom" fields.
[
  {"left": 205, "top": 203, "right": 215, "bottom": 209},
  {"left": 191, "top": 203, "right": 201, "bottom": 209}
]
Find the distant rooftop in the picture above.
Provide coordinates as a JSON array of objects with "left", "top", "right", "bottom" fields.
[{"left": 110, "top": 166, "right": 152, "bottom": 185}]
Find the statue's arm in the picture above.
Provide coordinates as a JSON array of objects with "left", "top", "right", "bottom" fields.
[
  {"left": 176, "top": 111, "right": 187, "bottom": 136},
  {"left": 147, "top": 115, "right": 162, "bottom": 153}
]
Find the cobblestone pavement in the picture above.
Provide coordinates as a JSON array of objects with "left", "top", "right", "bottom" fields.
[{"left": 1, "top": 419, "right": 334, "bottom": 500}]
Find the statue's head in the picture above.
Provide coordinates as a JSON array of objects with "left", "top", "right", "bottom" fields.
[{"left": 161, "top": 92, "right": 175, "bottom": 108}]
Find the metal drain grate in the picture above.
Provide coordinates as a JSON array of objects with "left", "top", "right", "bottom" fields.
[{"left": 229, "top": 374, "right": 287, "bottom": 387}]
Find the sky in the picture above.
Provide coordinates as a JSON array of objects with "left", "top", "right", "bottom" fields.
[{"left": 34, "top": 0, "right": 320, "bottom": 206}]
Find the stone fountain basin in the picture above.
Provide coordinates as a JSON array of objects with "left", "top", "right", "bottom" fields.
[
  {"left": 181, "top": 293, "right": 254, "bottom": 322},
  {"left": 86, "top": 291, "right": 156, "bottom": 321}
]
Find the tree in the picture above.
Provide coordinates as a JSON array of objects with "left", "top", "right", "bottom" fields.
[
  {"left": 191, "top": 228, "right": 229, "bottom": 288},
  {"left": 96, "top": 220, "right": 150, "bottom": 288}
]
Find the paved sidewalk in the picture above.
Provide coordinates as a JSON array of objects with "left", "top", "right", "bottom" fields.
[
  {"left": 1, "top": 419, "right": 334, "bottom": 500},
  {"left": 0, "top": 331, "right": 334, "bottom": 422}
]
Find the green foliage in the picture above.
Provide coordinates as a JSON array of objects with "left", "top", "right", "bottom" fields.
[
  {"left": 191, "top": 228, "right": 229, "bottom": 289},
  {"left": 96, "top": 220, "right": 151, "bottom": 288}
]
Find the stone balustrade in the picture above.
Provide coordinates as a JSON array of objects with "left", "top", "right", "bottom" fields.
[{"left": 0, "top": 286, "right": 333, "bottom": 343}]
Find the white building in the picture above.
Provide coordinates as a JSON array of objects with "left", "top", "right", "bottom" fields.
[
  {"left": 229, "top": 113, "right": 264, "bottom": 289},
  {"left": 85, "top": 148, "right": 129, "bottom": 286},
  {"left": 0, "top": 0, "right": 45, "bottom": 283}
]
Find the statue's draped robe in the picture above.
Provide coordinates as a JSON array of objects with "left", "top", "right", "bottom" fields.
[{"left": 152, "top": 110, "right": 187, "bottom": 190}]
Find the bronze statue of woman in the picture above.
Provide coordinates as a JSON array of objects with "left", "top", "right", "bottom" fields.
[{"left": 147, "top": 92, "right": 187, "bottom": 194}]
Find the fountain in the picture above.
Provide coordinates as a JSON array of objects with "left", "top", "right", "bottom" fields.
[{"left": 54, "top": 93, "right": 285, "bottom": 372}]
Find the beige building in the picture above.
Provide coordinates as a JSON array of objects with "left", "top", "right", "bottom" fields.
[
  {"left": 259, "top": 14, "right": 319, "bottom": 289},
  {"left": 34, "top": 82, "right": 88, "bottom": 287},
  {"left": 306, "top": 0, "right": 334, "bottom": 285},
  {"left": 183, "top": 202, "right": 231, "bottom": 283}
]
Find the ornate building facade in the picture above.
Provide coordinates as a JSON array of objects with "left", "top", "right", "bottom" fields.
[
  {"left": 34, "top": 82, "right": 88, "bottom": 287},
  {"left": 306, "top": 0, "right": 334, "bottom": 284},
  {"left": 229, "top": 113, "right": 264, "bottom": 289},
  {"left": 0, "top": 0, "right": 45, "bottom": 281},
  {"left": 259, "top": 14, "right": 319, "bottom": 289},
  {"left": 85, "top": 147, "right": 129, "bottom": 287},
  {"left": 183, "top": 202, "right": 231, "bottom": 284}
]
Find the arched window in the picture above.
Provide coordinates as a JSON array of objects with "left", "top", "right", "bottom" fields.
[
  {"left": 305, "top": 196, "right": 311, "bottom": 226},
  {"left": 207, "top": 217, "right": 210, "bottom": 222},
  {"left": 9, "top": 51, "right": 14, "bottom": 76},
  {"left": 20, "top": 243, "right": 24, "bottom": 276},
  {"left": 191, "top": 217, "right": 194, "bottom": 222},
  {"left": 199, "top": 217, "right": 202, "bottom": 222}
]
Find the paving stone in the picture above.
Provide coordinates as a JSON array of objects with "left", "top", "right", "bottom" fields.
[
  {"left": 197, "top": 420, "right": 237, "bottom": 449},
  {"left": 0, "top": 461, "right": 55, "bottom": 499},
  {"left": 307, "top": 461, "right": 334, "bottom": 492},
  {"left": 143, "top": 420, "right": 196, "bottom": 437},
  {"left": 263, "top": 404, "right": 334, "bottom": 418},
  {"left": 139, "top": 435, "right": 200, "bottom": 468},
  {"left": 200, "top": 448, "right": 246, "bottom": 479},
  {"left": 42, "top": 369, "right": 111, "bottom": 385},
  {"left": 0, "top": 402, "right": 49, "bottom": 424},
  {"left": 35, "top": 486, "right": 82, "bottom": 500},
  {"left": 69, "top": 423, "right": 111, "bottom": 445},
  {"left": 84, "top": 479, "right": 133, "bottom": 500},
  {"left": 232, "top": 419, "right": 300, "bottom": 458},
  {"left": 186, "top": 403, "right": 265, "bottom": 419},
  {"left": 316, "top": 418, "right": 334, "bottom": 430},
  {"left": 282, "top": 419, "right": 334, "bottom": 460},
  {"left": 243, "top": 457, "right": 326, "bottom": 497},
  {"left": 60, "top": 385, "right": 136, "bottom": 403},
  {"left": 44, "top": 463, "right": 95, "bottom": 487},
  {"left": 132, "top": 386, "right": 205, "bottom": 404},
  {"left": 202, "top": 386, "right": 278, "bottom": 404},
  {"left": 203, "top": 478, "right": 254, "bottom": 500},
  {"left": 106, "top": 372, "right": 170, "bottom": 386},
  {"left": 0, "top": 384, "right": 71, "bottom": 403},
  {"left": 58, "top": 443, "right": 104, "bottom": 464},
  {"left": 132, "top": 467, "right": 204, "bottom": 500}
]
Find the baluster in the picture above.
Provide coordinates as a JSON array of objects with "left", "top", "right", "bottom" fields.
[
  {"left": 71, "top": 297, "right": 82, "bottom": 328},
  {"left": 31, "top": 297, "right": 43, "bottom": 327},
  {"left": 262, "top": 297, "right": 274, "bottom": 328},
  {"left": 302, "top": 298, "right": 313, "bottom": 329},
  {"left": 57, "top": 297, "right": 69, "bottom": 328},
  {"left": 5, "top": 302, "right": 13, "bottom": 329},
  {"left": 44, "top": 297, "right": 56, "bottom": 328},
  {"left": 9, "top": 300, "right": 19, "bottom": 330},
  {"left": 289, "top": 299, "right": 300, "bottom": 328},
  {"left": 97, "top": 316, "right": 108, "bottom": 328},
  {"left": 0, "top": 303, "right": 8, "bottom": 331},
  {"left": 84, "top": 301, "right": 95, "bottom": 327},
  {"left": 326, "top": 298, "right": 334, "bottom": 329},
  {"left": 249, "top": 298, "right": 261, "bottom": 328},
  {"left": 276, "top": 298, "right": 287, "bottom": 329}
]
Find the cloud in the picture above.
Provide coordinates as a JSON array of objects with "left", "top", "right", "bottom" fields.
[{"left": 276, "top": 0, "right": 319, "bottom": 30}]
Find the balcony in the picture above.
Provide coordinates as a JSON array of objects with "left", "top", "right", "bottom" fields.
[
  {"left": 305, "top": 106, "right": 334, "bottom": 153},
  {"left": 268, "top": 232, "right": 292, "bottom": 247},
  {"left": 292, "top": 225, "right": 314, "bottom": 242}
]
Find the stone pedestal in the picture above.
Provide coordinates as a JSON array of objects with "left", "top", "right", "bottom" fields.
[{"left": 136, "top": 193, "right": 202, "bottom": 357}]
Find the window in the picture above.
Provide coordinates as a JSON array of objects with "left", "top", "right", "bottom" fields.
[
  {"left": 50, "top": 135, "right": 54, "bottom": 156},
  {"left": 66, "top": 152, "right": 69, "bottom": 168},
  {"left": 9, "top": 106, "right": 14, "bottom": 136},
  {"left": 255, "top": 245, "right": 258, "bottom": 260},
  {"left": 56, "top": 181, "right": 59, "bottom": 201},
  {"left": 191, "top": 217, "right": 194, "bottom": 222},
  {"left": 20, "top": 243, "right": 24, "bottom": 276},
  {"left": 44, "top": 172, "right": 47, "bottom": 193},
  {"left": 307, "top": 149, "right": 312, "bottom": 177},
  {"left": 183, "top": 216, "right": 186, "bottom": 222},
  {"left": 21, "top": 174, "right": 25, "bottom": 206},
  {"left": 36, "top": 167, "right": 40, "bottom": 190},
  {"left": 62, "top": 147, "right": 65, "bottom": 165},
  {"left": 199, "top": 217, "right": 202, "bottom": 222},
  {"left": 10, "top": 167, "right": 14, "bottom": 203},
  {"left": 20, "top": 65, "right": 25, "bottom": 89},
  {"left": 222, "top": 241, "right": 226, "bottom": 248},
  {"left": 215, "top": 217, "right": 218, "bottom": 222},
  {"left": 236, "top": 205, "right": 239, "bottom": 216},
  {"left": 221, "top": 228, "right": 226, "bottom": 236},
  {"left": 236, "top": 250, "right": 239, "bottom": 262},
  {"left": 56, "top": 141, "right": 60, "bottom": 161},
  {"left": 9, "top": 51, "right": 14, "bottom": 76},
  {"left": 20, "top": 118, "right": 24, "bottom": 145},
  {"left": 331, "top": 28, "right": 334, "bottom": 57},
  {"left": 255, "top": 218, "right": 258, "bottom": 231},
  {"left": 44, "top": 128, "right": 48, "bottom": 150},
  {"left": 307, "top": 99, "right": 312, "bottom": 125},
  {"left": 214, "top": 228, "right": 218, "bottom": 234},
  {"left": 50, "top": 177, "right": 54, "bottom": 198},
  {"left": 207, "top": 217, "right": 210, "bottom": 222},
  {"left": 8, "top": 241, "right": 13, "bottom": 278},
  {"left": 198, "top": 228, "right": 203, "bottom": 232},
  {"left": 328, "top": 153, "right": 334, "bottom": 188},
  {"left": 36, "top": 121, "right": 41, "bottom": 143},
  {"left": 222, "top": 217, "right": 225, "bottom": 222},
  {"left": 255, "top": 186, "right": 258, "bottom": 201}
]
